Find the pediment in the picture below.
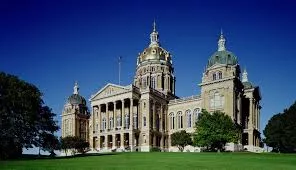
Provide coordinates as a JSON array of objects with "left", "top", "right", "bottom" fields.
[{"left": 90, "top": 83, "right": 130, "bottom": 101}]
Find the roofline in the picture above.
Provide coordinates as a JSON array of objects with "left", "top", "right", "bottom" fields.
[{"left": 89, "top": 83, "right": 131, "bottom": 101}]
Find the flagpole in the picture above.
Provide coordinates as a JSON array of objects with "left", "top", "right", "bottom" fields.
[{"left": 119, "top": 56, "right": 122, "bottom": 85}]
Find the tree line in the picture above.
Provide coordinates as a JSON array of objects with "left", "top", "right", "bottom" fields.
[{"left": 1, "top": 71, "right": 295, "bottom": 158}]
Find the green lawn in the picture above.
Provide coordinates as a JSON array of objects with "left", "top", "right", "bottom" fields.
[{"left": 1, "top": 152, "right": 296, "bottom": 170}]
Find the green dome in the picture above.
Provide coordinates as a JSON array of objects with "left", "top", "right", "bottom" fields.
[
  {"left": 67, "top": 94, "right": 86, "bottom": 105},
  {"left": 243, "top": 81, "right": 253, "bottom": 89},
  {"left": 207, "top": 50, "right": 238, "bottom": 68}
]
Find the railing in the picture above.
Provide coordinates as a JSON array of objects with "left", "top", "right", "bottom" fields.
[{"left": 169, "top": 95, "right": 201, "bottom": 104}]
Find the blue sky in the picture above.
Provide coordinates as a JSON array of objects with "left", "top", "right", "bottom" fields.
[{"left": 1, "top": 0, "right": 296, "bottom": 153}]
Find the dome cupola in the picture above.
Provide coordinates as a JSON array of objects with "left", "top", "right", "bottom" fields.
[
  {"left": 207, "top": 30, "right": 238, "bottom": 68},
  {"left": 137, "top": 21, "right": 172, "bottom": 66},
  {"left": 67, "top": 82, "right": 86, "bottom": 105}
]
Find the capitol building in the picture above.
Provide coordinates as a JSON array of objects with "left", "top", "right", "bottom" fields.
[{"left": 61, "top": 22, "right": 262, "bottom": 152}]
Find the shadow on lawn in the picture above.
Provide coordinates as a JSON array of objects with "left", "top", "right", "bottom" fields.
[{"left": 10, "top": 153, "right": 118, "bottom": 161}]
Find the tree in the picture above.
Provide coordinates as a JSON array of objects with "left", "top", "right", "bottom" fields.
[
  {"left": 60, "top": 136, "right": 72, "bottom": 156},
  {"left": 264, "top": 101, "right": 296, "bottom": 153},
  {"left": 60, "top": 136, "right": 89, "bottom": 155},
  {"left": 193, "top": 110, "right": 240, "bottom": 152},
  {"left": 39, "top": 133, "right": 60, "bottom": 157},
  {"left": 171, "top": 130, "right": 193, "bottom": 152},
  {"left": 0, "top": 72, "right": 59, "bottom": 159}
]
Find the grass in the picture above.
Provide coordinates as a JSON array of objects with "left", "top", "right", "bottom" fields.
[{"left": 1, "top": 152, "right": 296, "bottom": 170}]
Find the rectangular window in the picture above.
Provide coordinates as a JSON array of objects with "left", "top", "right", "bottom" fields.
[{"left": 133, "top": 115, "right": 137, "bottom": 129}]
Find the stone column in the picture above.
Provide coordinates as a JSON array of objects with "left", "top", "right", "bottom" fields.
[
  {"left": 237, "top": 94, "right": 241, "bottom": 124},
  {"left": 248, "top": 98, "right": 253, "bottom": 129},
  {"left": 129, "top": 133, "right": 134, "bottom": 151},
  {"left": 98, "top": 105, "right": 101, "bottom": 132},
  {"left": 163, "top": 106, "right": 166, "bottom": 130},
  {"left": 173, "top": 77, "right": 176, "bottom": 94},
  {"left": 164, "top": 75, "right": 168, "bottom": 90},
  {"left": 138, "top": 101, "right": 141, "bottom": 129},
  {"left": 160, "top": 104, "right": 163, "bottom": 132},
  {"left": 168, "top": 76, "right": 171, "bottom": 92},
  {"left": 112, "top": 134, "right": 116, "bottom": 149},
  {"left": 97, "top": 137, "right": 100, "bottom": 150},
  {"left": 153, "top": 101, "right": 156, "bottom": 129},
  {"left": 106, "top": 103, "right": 109, "bottom": 130},
  {"left": 120, "top": 133, "right": 124, "bottom": 149},
  {"left": 130, "top": 98, "right": 133, "bottom": 129},
  {"left": 160, "top": 135, "right": 164, "bottom": 151},
  {"left": 114, "top": 101, "right": 116, "bottom": 129},
  {"left": 168, "top": 134, "right": 171, "bottom": 149},
  {"left": 258, "top": 106, "right": 261, "bottom": 131},
  {"left": 122, "top": 99, "right": 125, "bottom": 128},
  {"left": 105, "top": 135, "right": 108, "bottom": 149},
  {"left": 135, "top": 101, "right": 138, "bottom": 129},
  {"left": 248, "top": 131, "right": 253, "bottom": 146}
]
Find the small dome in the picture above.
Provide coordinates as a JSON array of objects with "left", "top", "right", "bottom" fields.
[
  {"left": 67, "top": 94, "right": 86, "bottom": 105},
  {"left": 138, "top": 46, "right": 171, "bottom": 64},
  {"left": 243, "top": 81, "right": 253, "bottom": 89},
  {"left": 207, "top": 50, "right": 238, "bottom": 68}
]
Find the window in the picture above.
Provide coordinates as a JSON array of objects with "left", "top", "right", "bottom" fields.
[
  {"left": 210, "top": 92, "right": 224, "bottom": 109},
  {"left": 142, "top": 78, "right": 147, "bottom": 88},
  {"left": 151, "top": 76, "right": 156, "bottom": 89},
  {"left": 143, "top": 116, "right": 147, "bottom": 127},
  {"left": 156, "top": 114, "right": 160, "bottom": 130},
  {"left": 96, "top": 123, "right": 98, "bottom": 131},
  {"left": 186, "top": 110, "right": 192, "bottom": 128},
  {"left": 102, "top": 118, "right": 106, "bottom": 130},
  {"left": 177, "top": 111, "right": 183, "bottom": 129},
  {"left": 133, "top": 113, "right": 138, "bottom": 129},
  {"left": 193, "top": 108, "right": 200, "bottom": 124},
  {"left": 213, "top": 73, "right": 217, "bottom": 80},
  {"left": 116, "top": 116, "right": 121, "bottom": 127},
  {"left": 169, "top": 112, "right": 175, "bottom": 129},
  {"left": 218, "top": 72, "right": 222, "bottom": 79},
  {"left": 125, "top": 114, "right": 129, "bottom": 128}
]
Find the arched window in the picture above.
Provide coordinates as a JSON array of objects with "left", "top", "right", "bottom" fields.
[
  {"left": 186, "top": 110, "right": 192, "bottom": 128},
  {"left": 193, "top": 108, "right": 200, "bottom": 124},
  {"left": 151, "top": 76, "right": 156, "bottom": 89},
  {"left": 213, "top": 73, "right": 217, "bottom": 80},
  {"left": 218, "top": 71, "right": 222, "bottom": 79},
  {"left": 169, "top": 112, "right": 175, "bottom": 129},
  {"left": 177, "top": 111, "right": 183, "bottom": 129},
  {"left": 143, "top": 116, "right": 146, "bottom": 127}
]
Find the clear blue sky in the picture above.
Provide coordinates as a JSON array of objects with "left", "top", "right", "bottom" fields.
[{"left": 1, "top": 0, "right": 296, "bottom": 142}]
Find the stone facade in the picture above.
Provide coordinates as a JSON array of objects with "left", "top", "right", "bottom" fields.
[{"left": 61, "top": 23, "right": 262, "bottom": 152}]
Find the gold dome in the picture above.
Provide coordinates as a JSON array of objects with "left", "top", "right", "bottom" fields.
[
  {"left": 138, "top": 46, "right": 171, "bottom": 64},
  {"left": 137, "top": 21, "right": 172, "bottom": 65}
]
